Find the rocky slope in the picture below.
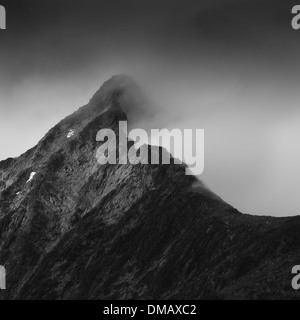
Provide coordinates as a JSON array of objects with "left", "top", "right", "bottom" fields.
[{"left": 0, "top": 75, "right": 300, "bottom": 300}]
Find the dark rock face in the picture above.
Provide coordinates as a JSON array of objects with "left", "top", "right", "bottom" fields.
[{"left": 0, "top": 75, "right": 300, "bottom": 300}]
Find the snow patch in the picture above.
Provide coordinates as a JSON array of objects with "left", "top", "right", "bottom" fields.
[
  {"left": 26, "top": 172, "right": 36, "bottom": 183},
  {"left": 67, "top": 129, "right": 75, "bottom": 138}
]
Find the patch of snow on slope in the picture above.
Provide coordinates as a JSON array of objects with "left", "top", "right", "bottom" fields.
[
  {"left": 67, "top": 129, "right": 75, "bottom": 138},
  {"left": 26, "top": 172, "right": 36, "bottom": 183}
]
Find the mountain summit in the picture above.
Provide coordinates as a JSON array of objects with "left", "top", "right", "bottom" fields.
[{"left": 0, "top": 76, "right": 299, "bottom": 300}]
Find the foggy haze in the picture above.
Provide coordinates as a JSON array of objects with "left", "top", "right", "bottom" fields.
[{"left": 0, "top": 0, "right": 300, "bottom": 216}]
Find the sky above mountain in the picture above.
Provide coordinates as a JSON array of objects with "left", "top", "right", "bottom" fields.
[{"left": 0, "top": 0, "right": 300, "bottom": 216}]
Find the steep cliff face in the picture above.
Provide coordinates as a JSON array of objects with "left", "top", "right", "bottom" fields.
[{"left": 0, "top": 76, "right": 300, "bottom": 300}]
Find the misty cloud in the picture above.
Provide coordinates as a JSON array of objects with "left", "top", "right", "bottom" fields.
[{"left": 0, "top": 0, "right": 300, "bottom": 216}]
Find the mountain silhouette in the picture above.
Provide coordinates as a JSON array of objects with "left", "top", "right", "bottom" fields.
[{"left": 0, "top": 75, "right": 299, "bottom": 300}]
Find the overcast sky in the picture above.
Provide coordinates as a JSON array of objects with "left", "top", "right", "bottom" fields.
[{"left": 0, "top": 0, "right": 300, "bottom": 216}]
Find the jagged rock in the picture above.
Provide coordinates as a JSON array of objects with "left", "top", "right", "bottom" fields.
[{"left": 0, "top": 76, "right": 299, "bottom": 300}]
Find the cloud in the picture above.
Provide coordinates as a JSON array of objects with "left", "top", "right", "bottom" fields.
[{"left": 1, "top": 0, "right": 300, "bottom": 216}]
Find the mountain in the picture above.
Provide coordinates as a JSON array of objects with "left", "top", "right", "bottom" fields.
[{"left": 0, "top": 75, "right": 300, "bottom": 300}]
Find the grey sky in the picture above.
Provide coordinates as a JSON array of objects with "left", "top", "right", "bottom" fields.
[{"left": 0, "top": 0, "right": 300, "bottom": 216}]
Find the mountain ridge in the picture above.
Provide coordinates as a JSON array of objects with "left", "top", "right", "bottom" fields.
[{"left": 0, "top": 76, "right": 300, "bottom": 300}]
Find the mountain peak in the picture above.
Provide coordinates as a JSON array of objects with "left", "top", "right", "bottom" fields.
[
  {"left": 1, "top": 76, "right": 298, "bottom": 301},
  {"left": 90, "top": 75, "right": 137, "bottom": 106},
  {"left": 88, "top": 75, "right": 155, "bottom": 125}
]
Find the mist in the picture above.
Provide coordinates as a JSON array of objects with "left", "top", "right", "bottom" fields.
[{"left": 0, "top": 0, "right": 300, "bottom": 216}]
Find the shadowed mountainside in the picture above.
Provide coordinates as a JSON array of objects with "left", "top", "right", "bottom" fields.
[{"left": 0, "top": 75, "right": 300, "bottom": 300}]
